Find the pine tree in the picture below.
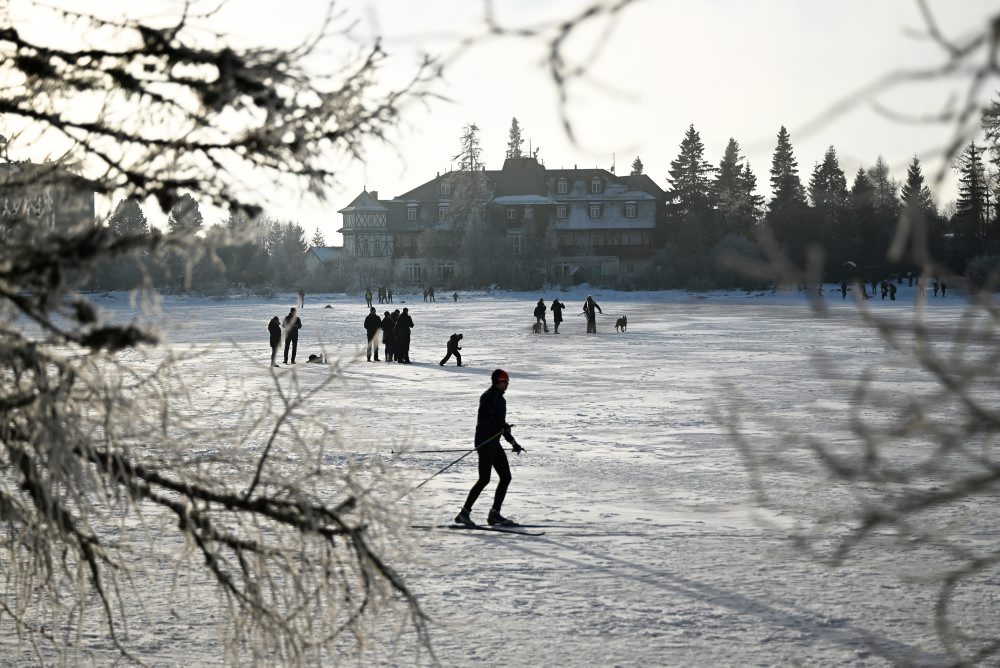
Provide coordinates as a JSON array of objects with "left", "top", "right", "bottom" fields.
[
  {"left": 808, "top": 146, "right": 849, "bottom": 232},
  {"left": 713, "top": 138, "right": 762, "bottom": 237},
  {"left": 506, "top": 117, "right": 523, "bottom": 159},
  {"left": 310, "top": 227, "right": 325, "bottom": 247},
  {"left": 953, "top": 142, "right": 991, "bottom": 246},
  {"left": 766, "top": 126, "right": 808, "bottom": 257},
  {"left": 897, "top": 155, "right": 941, "bottom": 265},
  {"left": 900, "top": 156, "right": 936, "bottom": 219},
  {"left": 630, "top": 156, "right": 644, "bottom": 176},
  {"left": 455, "top": 122, "right": 482, "bottom": 172},
  {"left": 666, "top": 125, "right": 716, "bottom": 250},
  {"left": 107, "top": 198, "right": 149, "bottom": 237},
  {"left": 866, "top": 155, "right": 900, "bottom": 221},
  {"left": 167, "top": 193, "right": 204, "bottom": 233}
]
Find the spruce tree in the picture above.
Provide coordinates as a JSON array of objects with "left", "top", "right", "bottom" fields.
[
  {"left": 630, "top": 156, "right": 644, "bottom": 176},
  {"left": 167, "top": 193, "right": 204, "bottom": 233},
  {"left": 900, "top": 156, "right": 936, "bottom": 219},
  {"left": 506, "top": 117, "right": 524, "bottom": 159},
  {"left": 666, "top": 125, "right": 716, "bottom": 250},
  {"left": 766, "top": 126, "right": 808, "bottom": 258},
  {"left": 953, "top": 142, "right": 991, "bottom": 252},
  {"left": 310, "top": 227, "right": 326, "bottom": 247},
  {"left": 808, "top": 146, "right": 849, "bottom": 236},
  {"left": 847, "top": 167, "right": 878, "bottom": 268},
  {"left": 898, "top": 155, "right": 942, "bottom": 265},
  {"left": 866, "top": 155, "right": 900, "bottom": 221},
  {"left": 713, "top": 138, "right": 762, "bottom": 238},
  {"left": 108, "top": 198, "right": 149, "bottom": 237},
  {"left": 455, "top": 122, "right": 482, "bottom": 172}
]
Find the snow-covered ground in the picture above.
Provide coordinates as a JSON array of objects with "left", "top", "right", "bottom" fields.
[{"left": 13, "top": 283, "right": 994, "bottom": 666}]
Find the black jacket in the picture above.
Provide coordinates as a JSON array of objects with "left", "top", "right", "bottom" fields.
[
  {"left": 550, "top": 300, "right": 565, "bottom": 322},
  {"left": 476, "top": 385, "right": 513, "bottom": 448},
  {"left": 364, "top": 312, "right": 382, "bottom": 339},
  {"left": 268, "top": 317, "right": 281, "bottom": 347},
  {"left": 381, "top": 314, "right": 394, "bottom": 343},
  {"left": 533, "top": 302, "right": 546, "bottom": 319},
  {"left": 395, "top": 312, "right": 413, "bottom": 342},
  {"left": 446, "top": 334, "right": 462, "bottom": 353},
  {"left": 283, "top": 313, "right": 302, "bottom": 338}
]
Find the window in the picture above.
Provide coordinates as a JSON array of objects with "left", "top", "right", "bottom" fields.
[
  {"left": 440, "top": 181, "right": 451, "bottom": 195},
  {"left": 361, "top": 237, "right": 370, "bottom": 256},
  {"left": 590, "top": 176, "right": 602, "bottom": 193},
  {"left": 507, "top": 233, "right": 523, "bottom": 256},
  {"left": 438, "top": 205, "right": 448, "bottom": 221},
  {"left": 524, "top": 207, "right": 534, "bottom": 219},
  {"left": 407, "top": 206, "right": 417, "bottom": 221},
  {"left": 589, "top": 202, "right": 601, "bottom": 219},
  {"left": 438, "top": 261, "right": 454, "bottom": 279},
  {"left": 406, "top": 262, "right": 424, "bottom": 281},
  {"left": 557, "top": 178, "right": 568, "bottom": 194},
  {"left": 556, "top": 205, "right": 567, "bottom": 219},
  {"left": 625, "top": 201, "right": 636, "bottom": 218},
  {"left": 507, "top": 208, "right": 517, "bottom": 220}
]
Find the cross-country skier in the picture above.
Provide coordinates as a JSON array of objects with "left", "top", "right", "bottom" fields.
[
  {"left": 455, "top": 369, "right": 524, "bottom": 527},
  {"left": 583, "top": 295, "right": 602, "bottom": 333}
]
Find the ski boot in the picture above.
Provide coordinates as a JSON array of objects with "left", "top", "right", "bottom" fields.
[
  {"left": 455, "top": 509, "right": 475, "bottom": 527},
  {"left": 487, "top": 510, "right": 515, "bottom": 526}
]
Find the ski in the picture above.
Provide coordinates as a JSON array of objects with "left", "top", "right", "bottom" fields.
[{"left": 411, "top": 523, "right": 545, "bottom": 536}]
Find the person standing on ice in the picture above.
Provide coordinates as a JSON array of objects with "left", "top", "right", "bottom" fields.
[
  {"left": 456, "top": 369, "right": 524, "bottom": 527},
  {"left": 282, "top": 307, "right": 302, "bottom": 364},
  {"left": 364, "top": 306, "right": 382, "bottom": 362},
  {"left": 533, "top": 298, "right": 549, "bottom": 332},
  {"left": 267, "top": 316, "right": 282, "bottom": 367},
  {"left": 582, "top": 295, "right": 602, "bottom": 333},
  {"left": 550, "top": 298, "right": 565, "bottom": 333}
]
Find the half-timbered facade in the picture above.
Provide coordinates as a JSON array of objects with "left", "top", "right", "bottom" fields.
[{"left": 337, "top": 157, "right": 663, "bottom": 284}]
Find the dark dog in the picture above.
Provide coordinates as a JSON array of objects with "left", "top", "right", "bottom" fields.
[
  {"left": 531, "top": 321, "right": 543, "bottom": 334},
  {"left": 615, "top": 315, "right": 627, "bottom": 332}
]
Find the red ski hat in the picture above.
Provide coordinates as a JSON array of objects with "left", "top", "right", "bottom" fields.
[{"left": 492, "top": 369, "right": 509, "bottom": 383}]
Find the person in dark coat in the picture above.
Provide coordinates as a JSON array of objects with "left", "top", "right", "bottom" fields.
[
  {"left": 439, "top": 333, "right": 463, "bottom": 366},
  {"left": 550, "top": 298, "right": 565, "bottom": 333},
  {"left": 364, "top": 307, "right": 382, "bottom": 362},
  {"left": 533, "top": 298, "right": 549, "bottom": 332},
  {"left": 394, "top": 307, "right": 413, "bottom": 363},
  {"left": 455, "top": 369, "right": 524, "bottom": 527},
  {"left": 267, "top": 316, "right": 281, "bottom": 367},
  {"left": 282, "top": 308, "right": 302, "bottom": 364},
  {"left": 381, "top": 310, "right": 394, "bottom": 362},
  {"left": 583, "top": 295, "right": 602, "bottom": 333}
]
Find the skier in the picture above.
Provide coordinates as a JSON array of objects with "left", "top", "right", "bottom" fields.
[
  {"left": 455, "top": 369, "right": 524, "bottom": 527},
  {"left": 439, "top": 333, "right": 463, "bottom": 367},
  {"left": 267, "top": 316, "right": 281, "bottom": 367},
  {"left": 550, "top": 298, "right": 565, "bottom": 333},
  {"left": 533, "top": 298, "right": 549, "bottom": 333},
  {"left": 582, "top": 295, "right": 602, "bottom": 333},
  {"left": 364, "top": 307, "right": 382, "bottom": 362},
  {"left": 282, "top": 307, "right": 302, "bottom": 364}
]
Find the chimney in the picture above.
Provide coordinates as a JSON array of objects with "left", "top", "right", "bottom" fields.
[{"left": 370, "top": 190, "right": 378, "bottom": 200}]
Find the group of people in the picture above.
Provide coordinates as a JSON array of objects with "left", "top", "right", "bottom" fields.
[
  {"left": 838, "top": 277, "right": 949, "bottom": 301},
  {"left": 532, "top": 295, "right": 602, "bottom": 333},
  {"left": 267, "top": 307, "right": 302, "bottom": 366},
  {"left": 363, "top": 307, "right": 414, "bottom": 363}
]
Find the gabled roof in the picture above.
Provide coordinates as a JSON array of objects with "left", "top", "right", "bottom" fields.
[
  {"left": 337, "top": 190, "right": 387, "bottom": 213},
  {"left": 620, "top": 174, "right": 665, "bottom": 199}
]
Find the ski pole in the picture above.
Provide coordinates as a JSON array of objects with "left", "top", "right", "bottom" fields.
[
  {"left": 395, "top": 429, "right": 505, "bottom": 501},
  {"left": 392, "top": 448, "right": 473, "bottom": 454}
]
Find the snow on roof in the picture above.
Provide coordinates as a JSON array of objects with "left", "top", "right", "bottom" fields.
[{"left": 491, "top": 195, "right": 557, "bottom": 205}]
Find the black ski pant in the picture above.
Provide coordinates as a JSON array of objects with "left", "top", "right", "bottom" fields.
[
  {"left": 439, "top": 350, "right": 461, "bottom": 366},
  {"left": 462, "top": 441, "right": 511, "bottom": 514},
  {"left": 283, "top": 333, "right": 298, "bottom": 363}
]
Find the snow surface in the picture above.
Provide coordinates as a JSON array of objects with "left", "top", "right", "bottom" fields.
[{"left": 10, "top": 283, "right": 994, "bottom": 666}]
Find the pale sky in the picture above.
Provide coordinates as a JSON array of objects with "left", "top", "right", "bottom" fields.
[{"left": 11, "top": 0, "right": 1000, "bottom": 242}]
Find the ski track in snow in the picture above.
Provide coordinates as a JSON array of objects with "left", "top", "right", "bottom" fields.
[{"left": 7, "top": 285, "right": 995, "bottom": 666}]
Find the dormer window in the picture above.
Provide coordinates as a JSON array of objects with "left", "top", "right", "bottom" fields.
[
  {"left": 556, "top": 205, "right": 567, "bottom": 219},
  {"left": 590, "top": 176, "right": 602, "bottom": 193},
  {"left": 440, "top": 181, "right": 451, "bottom": 196},
  {"left": 438, "top": 204, "right": 448, "bottom": 221},
  {"left": 407, "top": 205, "right": 417, "bottom": 221},
  {"left": 557, "top": 178, "right": 568, "bottom": 194}
]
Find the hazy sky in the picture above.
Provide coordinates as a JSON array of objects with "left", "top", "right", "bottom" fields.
[{"left": 13, "top": 0, "right": 1000, "bottom": 242}]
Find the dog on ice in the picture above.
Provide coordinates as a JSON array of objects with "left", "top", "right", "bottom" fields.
[
  {"left": 615, "top": 315, "right": 627, "bottom": 332},
  {"left": 531, "top": 321, "right": 543, "bottom": 334}
]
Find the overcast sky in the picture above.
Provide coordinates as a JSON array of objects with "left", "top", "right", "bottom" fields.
[{"left": 15, "top": 0, "right": 1000, "bottom": 242}]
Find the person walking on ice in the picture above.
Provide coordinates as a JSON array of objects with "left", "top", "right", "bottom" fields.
[
  {"left": 364, "top": 307, "right": 382, "bottom": 362},
  {"left": 455, "top": 369, "right": 524, "bottom": 527},
  {"left": 439, "top": 333, "right": 463, "bottom": 366},
  {"left": 583, "top": 295, "right": 602, "bottom": 333}
]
